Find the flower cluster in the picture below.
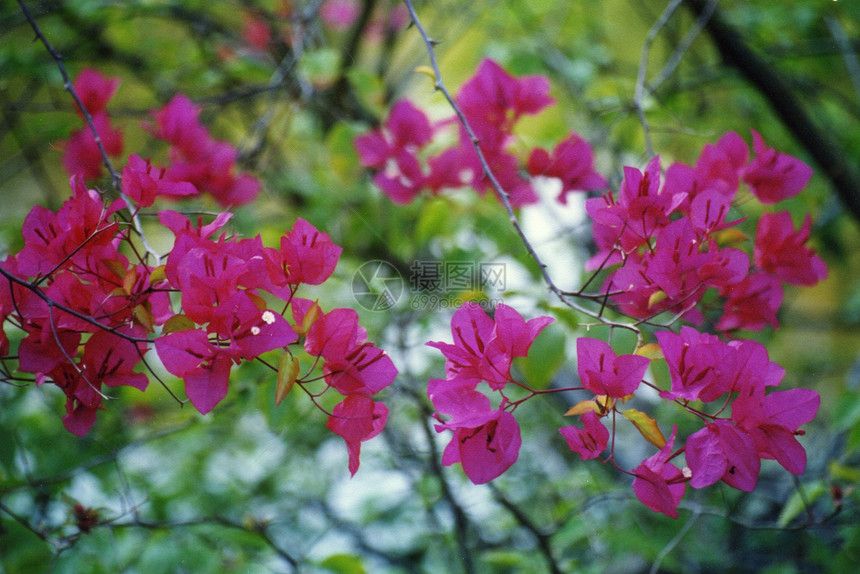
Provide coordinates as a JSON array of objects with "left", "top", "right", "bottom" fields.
[
  {"left": 427, "top": 302, "right": 554, "bottom": 483},
  {"left": 61, "top": 69, "right": 124, "bottom": 180},
  {"left": 61, "top": 68, "right": 260, "bottom": 207},
  {"left": 419, "top": 87, "right": 825, "bottom": 516},
  {"left": 0, "top": 68, "right": 397, "bottom": 476},
  {"left": 428, "top": 304, "right": 820, "bottom": 518},
  {"left": 355, "top": 59, "right": 607, "bottom": 206},
  {"left": 590, "top": 132, "right": 825, "bottom": 331}
]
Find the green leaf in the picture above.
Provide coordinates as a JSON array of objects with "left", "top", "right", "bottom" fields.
[
  {"left": 514, "top": 325, "right": 566, "bottom": 390},
  {"left": 161, "top": 314, "right": 196, "bottom": 334},
  {"left": 777, "top": 481, "right": 828, "bottom": 527},
  {"left": 416, "top": 196, "right": 456, "bottom": 245},
  {"left": 622, "top": 409, "right": 666, "bottom": 448},
  {"left": 275, "top": 350, "right": 300, "bottom": 406},
  {"left": 319, "top": 553, "right": 367, "bottom": 574}
]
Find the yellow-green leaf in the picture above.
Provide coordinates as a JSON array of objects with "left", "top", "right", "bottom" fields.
[
  {"left": 648, "top": 290, "right": 667, "bottom": 309},
  {"left": 413, "top": 65, "right": 437, "bottom": 82},
  {"left": 622, "top": 409, "right": 666, "bottom": 448},
  {"left": 149, "top": 265, "right": 167, "bottom": 284},
  {"left": 122, "top": 265, "right": 138, "bottom": 294},
  {"left": 564, "top": 399, "right": 600, "bottom": 417},
  {"left": 133, "top": 304, "right": 155, "bottom": 333},
  {"left": 635, "top": 343, "right": 663, "bottom": 360},
  {"left": 162, "top": 314, "right": 196, "bottom": 335},
  {"left": 715, "top": 227, "right": 748, "bottom": 247},
  {"left": 777, "top": 481, "right": 827, "bottom": 527},
  {"left": 275, "top": 351, "right": 300, "bottom": 406},
  {"left": 297, "top": 300, "right": 321, "bottom": 337}
]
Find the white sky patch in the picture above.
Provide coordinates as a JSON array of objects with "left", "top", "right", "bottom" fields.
[{"left": 520, "top": 176, "right": 589, "bottom": 292}]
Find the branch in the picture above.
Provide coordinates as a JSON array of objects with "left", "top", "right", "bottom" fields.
[
  {"left": 685, "top": 0, "right": 860, "bottom": 223},
  {"left": 400, "top": 0, "right": 641, "bottom": 341},
  {"left": 488, "top": 483, "right": 563, "bottom": 574},
  {"left": 634, "top": 0, "right": 685, "bottom": 158},
  {"left": 16, "top": 0, "right": 161, "bottom": 261},
  {"left": 0, "top": 266, "right": 152, "bottom": 346}
]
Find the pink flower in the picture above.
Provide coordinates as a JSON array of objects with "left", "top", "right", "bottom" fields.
[
  {"left": 62, "top": 113, "right": 124, "bottom": 180},
  {"left": 559, "top": 411, "right": 609, "bottom": 460},
  {"left": 431, "top": 385, "right": 522, "bottom": 484},
  {"left": 743, "top": 130, "right": 813, "bottom": 204},
  {"left": 685, "top": 419, "right": 760, "bottom": 492},
  {"left": 754, "top": 211, "right": 827, "bottom": 286},
  {"left": 241, "top": 13, "right": 271, "bottom": 51},
  {"left": 656, "top": 327, "right": 734, "bottom": 403},
  {"left": 326, "top": 395, "right": 388, "bottom": 476},
  {"left": 586, "top": 157, "right": 686, "bottom": 268},
  {"left": 279, "top": 218, "right": 342, "bottom": 285},
  {"left": 576, "top": 337, "right": 649, "bottom": 398},
  {"left": 320, "top": 0, "right": 361, "bottom": 31},
  {"left": 71, "top": 68, "right": 120, "bottom": 117},
  {"left": 83, "top": 327, "right": 148, "bottom": 392},
  {"left": 428, "top": 302, "right": 553, "bottom": 389},
  {"left": 154, "top": 329, "right": 235, "bottom": 414},
  {"left": 526, "top": 133, "right": 607, "bottom": 204},
  {"left": 716, "top": 272, "right": 784, "bottom": 332},
  {"left": 632, "top": 426, "right": 686, "bottom": 518},
  {"left": 304, "top": 306, "right": 396, "bottom": 396},
  {"left": 354, "top": 99, "right": 433, "bottom": 204},
  {"left": 732, "top": 388, "right": 819, "bottom": 475},
  {"left": 122, "top": 154, "right": 197, "bottom": 207},
  {"left": 457, "top": 59, "right": 553, "bottom": 137},
  {"left": 150, "top": 94, "right": 260, "bottom": 206}
]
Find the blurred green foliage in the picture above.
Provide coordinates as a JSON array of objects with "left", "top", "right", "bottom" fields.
[{"left": 2, "top": 0, "right": 860, "bottom": 572}]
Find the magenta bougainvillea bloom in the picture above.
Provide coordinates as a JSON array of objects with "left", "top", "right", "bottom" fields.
[
  {"left": 62, "top": 113, "right": 124, "bottom": 180},
  {"left": 431, "top": 384, "right": 522, "bottom": 484},
  {"left": 559, "top": 411, "right": 609, "bottom": 460},
  {"left": 526, "top": 133, "right": 607, "bottom": 204},
  {"left": 754, "top": 211, "right": 827, "bottom": 286},
  {"left": 150, "top": 94, "right": 260, "bottom": 206},
  {"left": 427, "top": 302, "right": 555, "bottom": 484},
  {"left": 576, "top": 337, "right": 649, "bottom": 398},
  {"left": 686, "top": 419, "right": 761, "bottom": 492},
  {"left": 427, "top": 302, "right": 553, "bottom": 388},
  {"left": 154, "top": 329, "right": 235, "bottom": 414},
  {"left": 302, "top": 305, "right": 397, "bottom": 396},
  {"left": 326, "top": 395, "right": 389, "bottom": 476},
  {"left": 279, "top": 217, "right": 343, "bottom": 285},
  {"left": 632, "top": 426, "right": 686, "bottom": 518},
  {"left": 657, "top": 326, "right": 784, "bottom": 403},
  {"left": 457, "top": 59, "right": 554, "bottom": 136},
  {"left": 716, "top": 272, "right": 784, "bottom": 332},
  {"left": 354, "top": 99, "right": 434, "bottom": 204},
  {"left": 61, "top": 69, "right": 124, "bottom": 181},
  {"left": 355, "top": 59, "right": 603, "bottom": 207},
  {"left": 743, "top": 130, "right": 813, "bottom": 204},
  {"left": 71, "top": 68, "right": 120, "bottom": 118},
  {"left": 732, "top": 388, "right": 819, "bottom": 475},
  {"left": 122, "top": 154, "right": 197, "bottom": 208}
]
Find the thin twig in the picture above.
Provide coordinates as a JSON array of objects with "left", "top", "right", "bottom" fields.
[
  {"left": 649, "top": 0, "right": 718, "bottom": 93},
  {"left": 648, "top": 507, "right": 701, "bottom": 574},
  {"left": 400, "top": 0, "right": 640, "bottom": 340},
  {"left": 635, "top": 0, "right": 685, "bottom": 159},
  {"left": 826, "top": 15, "right": 860, "bottom": 105},
  {"left": 0, "top": 266, "right": 152, "bottom": 346},
  {"left": 17, "top": 0, "right": 161, "bottom": 262}
]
